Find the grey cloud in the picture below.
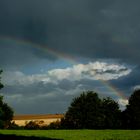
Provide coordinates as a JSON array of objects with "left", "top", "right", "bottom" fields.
[
  {"left": 2, "top": 72, "right": 127, "bottom": 114},
  {"left": 1, "top": 83, "right": 69, "bottom": 114},
  {"left": 1, "top": 82, "right": 58, "bottom": 97},
  {"left": 0, "top": 44, "right": 36, "bottom": 69},
  {"left": 3, "top": 77, "right": 127, "bottom": 114},
  {"left": 111, "top": 66, "right": 140, "bottom": 97},
  {"left": 4, "top": 94, "right": 70, "bottom": 114},
  {"left": 44, "top": 0, "right": 140, "bottom": 63},
  {"left": 0, "top": 0, "right": 140, "bottom": 66},
  {"left": 1, "top": 80, "right": 79, "bottom": 114},
  {"left": 0, "top": 0, "right": 140, "bottom": 114}
]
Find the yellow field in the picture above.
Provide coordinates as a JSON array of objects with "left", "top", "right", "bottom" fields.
[{"left": 12, "top": 114, "right": 64, "bottom": 126}]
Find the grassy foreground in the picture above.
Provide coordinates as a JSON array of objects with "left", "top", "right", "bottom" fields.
[{"left": 0, "top": 130, "right": 140, "bottom": 140}]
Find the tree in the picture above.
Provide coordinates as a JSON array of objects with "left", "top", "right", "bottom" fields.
[
  {"left": 24, "top": 121, "right": 40, "bottom": 130},
  {"left": 0, "top": 70, "right": 4, "bottom": 90},
  {"left": 61, "top": 91, "right": 122, "bottom": 129},
  {"left": 101, "top": 97, "right": 121, "bottom": 129},
  {"left": 46, "top": 120, "right": 61, "bottom": 130},
  {"left": 61, "top": 91, "right": 103, "bottom": 129},
  {"left": 0, "top": 70, "right": 14, "bottom": 128},
  {"left": 122, "top": 89, "right": 140, "bottom": 129},
  {"left": 0, "top": 96, "right": 14, "bottom": 128}
]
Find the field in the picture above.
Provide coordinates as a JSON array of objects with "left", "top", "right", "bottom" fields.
[
  {"left": 13, "top": 114, "right": 64, "bottom": 126},
  {"left": 0, "top": 130, "right": 140, "bottom": 140}
]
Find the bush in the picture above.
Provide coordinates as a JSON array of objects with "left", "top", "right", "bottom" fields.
[
  {"left": 8, "top": 121, "right": 24, "bottom": 130},
  {"left": 24, "top": 121, "right": 40, "bottom": 130}
]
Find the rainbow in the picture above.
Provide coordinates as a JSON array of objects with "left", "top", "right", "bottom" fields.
[
  {"left": 0, "top": 36, "right": 128, "bottom": 101},
  {"left": 0, "top": 36, "right": 77, "bottom": 65},
  {"left": 101, "top": 80, "right": 128, "bottom": 100}
]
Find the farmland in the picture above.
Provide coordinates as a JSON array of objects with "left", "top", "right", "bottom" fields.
[
  {"left": 0, "top": 130, "right": 140, "bottom": 140},
  {"left": 13, "top": 114, "right": 64, "bottom": 126}
]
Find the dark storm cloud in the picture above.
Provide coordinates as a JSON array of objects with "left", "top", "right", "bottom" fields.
[
  {"left": 0, "top": 43, "right": 37, "bottom": 69},
  {"left": 0, "top": 0, "right": 140, "bottom": 67},
  {"left": 43, "top": 0, "right": 140, "bottom": 63},
  {"left": 0, "top": 0, "right": 140, "bottom": 114}
]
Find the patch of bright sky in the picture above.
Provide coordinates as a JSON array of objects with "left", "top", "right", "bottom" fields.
[{"left": 22, "top": 59, "right": 74, "bottom": 75}]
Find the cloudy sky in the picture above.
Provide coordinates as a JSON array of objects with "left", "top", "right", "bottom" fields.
[{"left": 0, "top": 0, "right": 140, "bottom": 114}]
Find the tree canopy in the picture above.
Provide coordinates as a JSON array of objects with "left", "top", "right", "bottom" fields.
[
  {"left": 122, "top": 89, "right": 140, "bottom": 129},
  {"left": 0, "top": 70, "right": 4, "bottom": 90},
  {"left": 61, "top": 91, "right": 121, "bottom": 129},
  {"left": 0, "top": 70, "right": 13, "bottom": 128},
  {"left": 101, "top": 97, "right": 121, "bottom": 129}
]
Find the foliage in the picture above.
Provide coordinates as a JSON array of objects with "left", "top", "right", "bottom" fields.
[
  {"left": 101, "top": 97, "right": 121, "bottom": 129},
  {"left": 0, "top": 70, "right": 4, "bottom": 90},
  {"left": 61, "top": 91, "right": 102, "bottom": 129},
  {"left": 61, "top": 91, "right": 121, "bottom": 129},
  {"left": 8, "top": 121, "right": 24, "bottom": 130},
  {"left": 45, "top": 121, "right": 61, "bottom": 130},
  {"left": 0, "top": 96, "right": 14, "bottom": 128},
  {"left": 0, "top": 70, "right": 14, "bottom": 129},
  {"left": 122, "top": 89, "right": 140, "bottom": 129},
  {"left": 24, "top": 121, "right": 40, "bottom": 130}
]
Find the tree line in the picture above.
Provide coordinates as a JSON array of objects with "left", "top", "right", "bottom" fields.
[
  {"left": 0, "top": 70, "right": 140, "bottom": 129},
  {"left": 61, "top": 90, "right": 140, "bottom": 129}
]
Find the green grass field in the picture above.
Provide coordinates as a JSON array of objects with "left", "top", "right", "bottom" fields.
[{"left": 0, "top": 130, "right": 140, "bottom": 140}]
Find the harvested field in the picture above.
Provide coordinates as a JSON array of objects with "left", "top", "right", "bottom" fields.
[{"left": 12, "top": 114, "right": 64, "bottom": 126}]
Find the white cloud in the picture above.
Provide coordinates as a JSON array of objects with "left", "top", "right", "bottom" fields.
[
  {"left": 2, "top": 71, "right": 51, "bottom": 86},
  {"left": 118, "top": 98, "right": 128, "bottom": 110},
  {"left": 2, "top": 61, "right": 132, "bottom": 86},
  {"left": 133, "top": 85, "right": 140, "bottom": 91},
  {"left": 48, "top": 62, "right": 131, "bottom": 81}
]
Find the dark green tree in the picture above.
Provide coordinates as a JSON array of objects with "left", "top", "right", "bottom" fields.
[
  {"left": 0, "top": 70, "right": 4, "bottom": 90},
  {"left": 122, "top": 89, "right": 140, "bottom": 129},
  {"left": 0, "top": 70, "right": 14, "bottom": 128},
  {"left": 101, "top": 97, "right": 121, "bottom": 129},
  {"left": 24, "top": 121, "right": 40, "bottom": 130},
  {"left": 61, "top": 91, "right": 122, "bottom": 129},
  {"left": 61, "top": 91, "right": 103, "bottom": 129}
]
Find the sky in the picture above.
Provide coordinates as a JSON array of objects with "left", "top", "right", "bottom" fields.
[{"left": 0, "top": 0, "right": 140, "bottom": 114}]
